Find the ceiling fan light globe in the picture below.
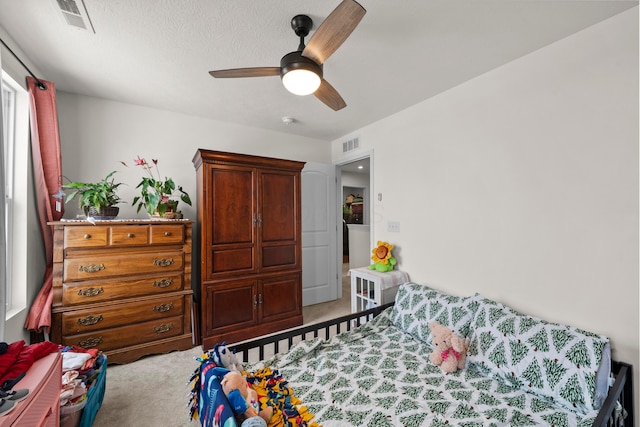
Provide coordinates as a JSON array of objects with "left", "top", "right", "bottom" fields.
[{"left": 282, "top": 69, "right": 321, "bottom": 96}]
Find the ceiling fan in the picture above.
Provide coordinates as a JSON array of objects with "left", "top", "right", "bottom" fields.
[{"left": 209, "top": 0, "right": 366, "bottom": 111}]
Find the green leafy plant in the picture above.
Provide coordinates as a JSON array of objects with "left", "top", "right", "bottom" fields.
[
  {"left": 63, "top": 171, "right": 123, "bottom": 213},
  {"left": 124, "top": 156, "right": 191, "bottom": 216}
]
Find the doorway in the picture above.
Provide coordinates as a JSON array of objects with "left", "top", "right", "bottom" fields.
[
  {"left": 300, "top": 155, "right": 372, "bottom": 308},
  {"left": 337, "top": 156, "right": 371, "bottom": 302}
]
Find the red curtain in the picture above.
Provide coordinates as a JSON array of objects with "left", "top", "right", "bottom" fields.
[{"left": 23, "top": 76, "right": 64, "bottom": 334}]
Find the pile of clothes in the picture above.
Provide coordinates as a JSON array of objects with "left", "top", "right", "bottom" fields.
[{"left": 0, "top": 340, "right": 106, "bottom": 425}]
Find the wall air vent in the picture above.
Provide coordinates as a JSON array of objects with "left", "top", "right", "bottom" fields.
[
  {"left": 342, "top": 136, "right": 360, "bottom": 153},
  {"left": 52, "top": 0, "right": 95, "bottom": 33}
]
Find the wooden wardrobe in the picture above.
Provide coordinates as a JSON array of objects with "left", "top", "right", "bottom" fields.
[{"left": 193, "top": 149, "right": 305, "bottom": 350}]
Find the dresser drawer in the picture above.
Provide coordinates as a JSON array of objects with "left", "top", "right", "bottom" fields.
[
  {"left": 63, "top": 224, "right": 185, "bottom": 248},
  {"left": 63, "top": 315, "right": 185, "bottom": 351},
  {"left": 61, "top": 295, "right": 186, "bottom": 334},
  {"left": 150, "top": 224, "right": 184, "bottom": 244},
  {"left": 65, "top": 226, "right": 109, "bottom": 248},
  {"left": 64, "top": 251, "right": 184, "bottom": 281},
  {"left": 62, "top": 272, "right": 183, "bottom": 305},
  {"left": 110, "top": 225, "right": 149, "bottom": 245}
]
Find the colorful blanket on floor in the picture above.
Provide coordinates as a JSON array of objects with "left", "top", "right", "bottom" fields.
[
  {"left": 188, "top": 349, "right": 318, "bottom": 427},
  {"left": 247, "top": 367, "right": 318, "bottom": 427}
]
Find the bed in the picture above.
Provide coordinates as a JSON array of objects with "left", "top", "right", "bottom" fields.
[{"left": 189, "top": 283, "right": 634, "bottom": 427}]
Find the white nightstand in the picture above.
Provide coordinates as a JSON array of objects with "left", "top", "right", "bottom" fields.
[{"left": 349, "top": 267, "right": 409, "bottom": 313}]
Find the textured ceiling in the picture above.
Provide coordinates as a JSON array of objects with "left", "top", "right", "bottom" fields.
[{"left": 0, "top": 0, "right": 636, "bottom": 141}]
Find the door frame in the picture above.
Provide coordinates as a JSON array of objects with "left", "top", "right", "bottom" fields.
[{"left": 335, "top": 149, "right": 374, "bottom": 298}]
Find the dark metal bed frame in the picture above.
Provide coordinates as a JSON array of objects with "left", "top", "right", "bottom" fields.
[{"left": 230, "top": 302, "right": 634, "bottom": 427}]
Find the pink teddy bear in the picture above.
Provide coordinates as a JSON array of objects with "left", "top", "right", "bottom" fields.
[{"left": 428, "top": 321, "right": 468, "bottom": 373}]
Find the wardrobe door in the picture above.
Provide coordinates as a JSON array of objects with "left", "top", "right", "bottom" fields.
[
  {"left": 207, "top": 165, "right": 257, "bottom": 278},
  {"left": 258, "top": 169, "right": 301, "bottom": 272},
  {"left": 260, "top": 273, "right": 302, "bottom": 323},
  {"left": 202, "top": 278, "right": 258, "bottom": 340}
]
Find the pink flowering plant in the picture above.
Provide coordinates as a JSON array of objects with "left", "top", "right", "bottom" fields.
[{"left": 123, "top": 156, "right": 192, "bottom": 216}]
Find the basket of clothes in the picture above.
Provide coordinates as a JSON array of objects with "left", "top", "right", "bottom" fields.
[{"left": 60, "top": 347, "right": 107, "bottom": 427}]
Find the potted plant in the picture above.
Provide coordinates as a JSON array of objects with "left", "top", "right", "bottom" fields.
[
  {"left": 124, "top": 156, "right": 191, "bottom": 218},
  {"left": 63, "top": 170, "right": 123, "bottom": 220}
]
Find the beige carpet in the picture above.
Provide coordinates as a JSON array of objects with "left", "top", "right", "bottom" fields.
[{"left": 91, "top": 269, "right": 351, "bottom": 427}]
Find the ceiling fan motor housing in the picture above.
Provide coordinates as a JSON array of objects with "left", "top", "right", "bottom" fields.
[
  {"left": 280, "top": 51, "right": 323, "bottom": 80},
  {"left": 291, "top": 14, "right": 313, "bottom": 38}
]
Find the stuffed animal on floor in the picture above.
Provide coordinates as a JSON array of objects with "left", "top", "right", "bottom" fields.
[
  {"left": 214, "top": 367, "right": 273, "bottom": 425},
  {"left": 213, "top": 342, "right": 244, "bottom": 372},
  {"left": 428, "top": 321, "right": 468, "bottom": 373}
]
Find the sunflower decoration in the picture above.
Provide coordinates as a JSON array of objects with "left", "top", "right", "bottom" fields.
[{"left": 369, "top": 241, "right": 397, "bottom": 272}]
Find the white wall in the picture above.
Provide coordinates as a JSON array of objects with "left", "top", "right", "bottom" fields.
[
  {"left": 56, "top": 93, "right": 331, "bottom": 220},
  {"left": 333, "top": 5, "right": 639, "bottom": 401}
]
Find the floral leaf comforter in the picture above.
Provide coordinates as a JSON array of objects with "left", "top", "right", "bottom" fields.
[{"left": 253, "top": 309, "right": 599, "bottom": 427}]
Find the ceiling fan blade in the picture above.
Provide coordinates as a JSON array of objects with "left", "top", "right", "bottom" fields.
[
  {"left": 314, "top": 79, "right": 346, "bottom": 111},
  {"left": 302, "top": 0, "right": 366, "bottom": 65},
  {"left": 209, "top": 67, "right": 280, "bottom": 78}
]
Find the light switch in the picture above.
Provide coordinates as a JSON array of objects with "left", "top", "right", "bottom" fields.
[{"left": 387, "top": 221, "right": 400, "bottom": 232}]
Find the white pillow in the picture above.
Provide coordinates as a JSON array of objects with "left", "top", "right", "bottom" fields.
[
  {"left": 466, "top": 296, "right": 610, "bottom": 415},
  {"left": 391, "top": 282, "right": 480, "bottom": 344}
]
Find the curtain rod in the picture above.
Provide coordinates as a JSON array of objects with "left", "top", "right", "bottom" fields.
[{"left": 0, "top": 37, "right": 47, "bottom": 90}]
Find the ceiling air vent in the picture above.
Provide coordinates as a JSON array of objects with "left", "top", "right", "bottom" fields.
[
  {"left": 342, "top": 136, "right": 360, "bottom": 153},
  {"left": 51, "top": 0, "right": 95, "bottom": 32}
]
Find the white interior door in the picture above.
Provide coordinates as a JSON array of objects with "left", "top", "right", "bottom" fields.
[{"left": 301, "top": 162, "right": 337, "bottom": 306}]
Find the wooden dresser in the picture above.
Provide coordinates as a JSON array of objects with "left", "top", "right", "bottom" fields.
[
  {"left": 193, "top": 150, "right": 305, "bottom": 350},
  {"left": 49, "top": 220, "right": 194, "bottom": 364},
  {"left": 0, "top": 352, "right": 61, "bottom": 427}
]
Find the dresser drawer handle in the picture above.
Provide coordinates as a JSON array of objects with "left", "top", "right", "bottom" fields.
[
  {"left": 78, "top": 263, "right": 105, "bottom": 273},
  {"left": 153, "top": 303, "right": 173, "bottom": 313},
  {"left": 78, "top": 337, "right": 103, "bottom": 347},
  {"left": 164, "top": 231, "right": 172, "bottom": 236},
  {"left": 77, "top": 314, "right": 103, "bottom": 326},
  {"left": 78, "top": 287, "right": 104, "bottom": 297},
  {"left": 153, "top": 258, "right": 174, "bottom": 267},
  {"left": 153, "top": 279, "right": 173, "bottom": 288},
  {"left": 128, "top": 233, "right": 135, "bottom": 238},
  {"left": 83, "top": 234, "right": 91, "bottom": 239},
  {"left": 154, "top": 323, "right": 173, "bottom": 334}
]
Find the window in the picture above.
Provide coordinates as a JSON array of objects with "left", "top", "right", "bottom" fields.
[
  {"left": 2, "top": 71, "right": 28, "bottom": 317},
  {"left": 2, "top": 75, "right": 15, "bottom": 311}
]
